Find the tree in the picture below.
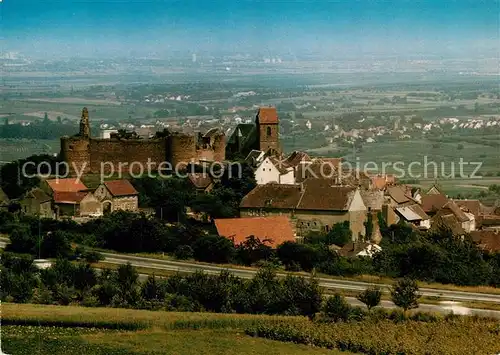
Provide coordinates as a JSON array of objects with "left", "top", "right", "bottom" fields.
[
  {"left": 325, "top": 221, "right": 351, "bottom": 246},
  {"left": 356, "top": 287, "right": 382, "bottom": 311},
  {"left": 391, "top": 278, "right": 420, "bottom": 313},
  {"left": 322, "top": 294, "right": 351, "bottom": 322},
  {"left": 192, "top": 235, "right": 235, "bottom": 263}
]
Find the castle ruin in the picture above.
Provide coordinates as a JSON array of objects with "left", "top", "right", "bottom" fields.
[{"left": 60, "top": 107, "right": 226, "bottom": 175}]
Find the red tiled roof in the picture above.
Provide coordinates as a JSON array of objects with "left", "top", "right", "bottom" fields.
[
  {"left": 420, "top": 193, "right": 449, "bottom": 213},
  {"left": 256, "top": 107, "right": 278, "bottom": 124},
  {"left": 46, "top": 178, "right": 87, "bottom": 193},
  {"left": 53, "top": 191, "right": 88, "bottom": 204},
  {"left": 187, "top": 173, "right": 213, "bottom": 189},
  {"left": 103, "top": 180, "right": 138, "bottom": 196},
  {"left": 214, "top": 216, "right": 295, "bottom": 248}
]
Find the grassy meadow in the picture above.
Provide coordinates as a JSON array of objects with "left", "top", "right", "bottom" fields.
[{"left": 2, "top": 304, "right": 343, "bottom": 355}]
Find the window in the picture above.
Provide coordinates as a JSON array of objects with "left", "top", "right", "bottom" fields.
[{"left": 266, "top": 126, "right": 272, "bottom": 136}]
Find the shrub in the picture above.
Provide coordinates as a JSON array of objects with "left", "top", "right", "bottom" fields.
[
  {"left": 174, "top": 245, "right": 194, "bottom": 260},
  {"left": 192, "top": 235, "right": 235, "bottom": 263}
]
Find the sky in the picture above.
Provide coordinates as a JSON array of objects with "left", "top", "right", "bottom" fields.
[{"left": 1, "top": 0, "right": 499, "bottom": 59}]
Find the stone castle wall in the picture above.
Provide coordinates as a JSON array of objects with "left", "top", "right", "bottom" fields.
[{"left": 62, "top": 133, "right": 226, "bottom": 175}]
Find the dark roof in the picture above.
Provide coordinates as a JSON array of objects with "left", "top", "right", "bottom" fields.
[
  {"left": 421, "top": 193, "right": 449, "bottom": 213},
  {"left": 203, "top": 127, "right": 222, "bottom": 138},
  {"left": 441, "top": 201, "right": 470, "bottom": 223},
  {"left": 283, "top": 151, "right": 311, "bottom": 168},
  {"left": 187, "top": 173, "right": 213, "bottom": 189},
  {"left": 395, "top": 204, "right": 429, "bottom": 221},
  {"left": 295, "top": 162, "right": 339, "bottom": 183},
  {"left": 386, "top": 186, "right": 411, "bottom": 204},
  {"left": 297, "top": 180, "right": 357, "bottom": 211},
  {"left": 227, "top": 124, "right": 255, "bottom": 145},
  {"left": 240, "top": 180, "right": 360, "bottom": 212},
  {"left": 240, "top": 183, "right": 301, "bottom": 209},
  {"left": 245, "top": 150, "right": 263, "bottom": 163},
  {"left": 103, "top": 180, "right": 138, "bottom": 196},
  {"left": 337, "top": 242, "right": 370, "bottom": 257},
  {"left": 454, "top": 199, "right": 482, "bottom": 217},
  {"left": 256, "top": 107, "right": 278, "bottom": 124},
  {"left": 430, "top": 213, "right": 466, "bottom": 236},
  {"left": 214, "top": 216, "right": 295, "bottom": 248}
]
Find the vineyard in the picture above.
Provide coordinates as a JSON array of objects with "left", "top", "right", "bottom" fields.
[{"left": 246, "top": 316, "right": 500, "bottom": 355}]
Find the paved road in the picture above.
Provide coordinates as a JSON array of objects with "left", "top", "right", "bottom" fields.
[
  {"left": 3, "top": 236, "right": 500, "bottom": 316},
  {"left": 100, "top": 252, "right": 500, "bottom": 304}
]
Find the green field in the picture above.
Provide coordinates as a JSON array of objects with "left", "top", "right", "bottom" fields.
[
  {"left": 0, "top": 138, "right": 60, "bottom": 162},
  {"left": 2, "top": 304, "right": 342, "bottom": 355}
]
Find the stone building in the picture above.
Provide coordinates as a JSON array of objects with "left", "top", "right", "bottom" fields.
[
  {"left": 19, "top": 188, "right": 54, "bottom": 218},
  {"left": 226, "top": 107, "right": 281, "bottom": 158},
  {"left": 53, "top": 191, "right": 101, "bottom": 218},
  {"left": 93, "top": 180, "right": 139, "bottom": 213},
  {"left": 240, "top": 179, "right": 367, "bottom": 240},
  {"left": 61, "top": 108, "right": 225, "bottom": 175}
]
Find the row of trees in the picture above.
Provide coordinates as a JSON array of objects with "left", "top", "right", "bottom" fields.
[
  {"left": 1, "top": 254, "right": 322, "bottom": 317},
  {"left": 3, "top": 208, "right": 500, "bottom": 288}
]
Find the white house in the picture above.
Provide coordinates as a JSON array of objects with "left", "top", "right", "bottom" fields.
[{"left": 254, "top": 156, "right": 295, "bottom": 185}]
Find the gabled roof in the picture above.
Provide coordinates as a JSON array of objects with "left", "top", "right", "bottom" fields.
[
  {"left": 283, "top": 151, "right": 312, "bottom": 168},
  {"left": 386, "top": 186, "right": 411, "bottom": 204},
  {"left": 245, "top": 150, "right": 264, "bottom": 163},
  {"left": 103, "top": 180, "right": 138, "bottom": 196},
  {"left": 430, "top": 212, "right": 466, "bottom": 236},
  {"left": 25, "top": 188, "right": 51, "bottom": 203},
  {"left": 267, "top": 156, "right": 289, "bottom": 175},
  {"left": 441, "top": 201, "right": 471, "bottom": 223},
  {"left": 46, "top": 178, "right": 87, "bottom": 193},
  {"left": 420, "top": 193, "right": 449, "bottom": 213},
  {"left": 256, "top": 107, "right": 278, "bottom": 124},
  {"left": 214, "top": 216, "right": 295, "bottom": 248},
  {"left": 454, "top": 199, "right": 483, "bottom": 217},
  {"left": 360, "top": 190, "right": 384, "bottom": 211},
  {"left": 227, "top": 124, "right": 255, "bottom": 145},
  {"left": 240, "top": 180, "right": 360, "bottom": 212},
  {"left": 203, "top": 127, "right": 222, "bottom": 138},
  {"left": 297, "top": 180, "right": 357, "bottom": 211},
  {"left": 187, "top": 173, "right": 213, "bottom": 189},
  {"left": 395, "top": 204, "right": 429, "bottom": 221},
  {"left": 240, "top": 183, "right": 301, "bottom": 209},
  {"left": 53, "top": 191, "right": 88, "bottom": 204}
]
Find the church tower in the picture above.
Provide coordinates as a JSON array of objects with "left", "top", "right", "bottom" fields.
[
  {"left": 79, "top": 107, "right": 90, "bottom": 137},
  {"left": 256, "top": 107, "right": 280, "bottom": 155}
]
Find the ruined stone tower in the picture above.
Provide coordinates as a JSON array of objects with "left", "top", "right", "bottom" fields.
[
  {"left": 256, "top": 107, "right": 280, "bottom": 155},
  {"left": 79, "top": 107, "right": 90, "bottom": 137}
]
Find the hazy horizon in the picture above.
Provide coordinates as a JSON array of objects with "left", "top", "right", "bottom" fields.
[{"left": 2, "top": 0, "right": 499, "bottom": 60}]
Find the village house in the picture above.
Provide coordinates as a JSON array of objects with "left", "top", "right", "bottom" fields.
[
  {"left": 239, "top": 179, "right": 367, "bottom": 240},
  {"left": 53, "top": 190, "right": 101, "bottom": 218},
  {"left": 19, "top": 188, "right": 54, "bottom": 218},
  {"left": 394, "top": 204, "right": 431, "bottom": 229},
  {"left": 93, "top": 180, "right": 139, "bottom": 214},
  {"left": 214, "top": 216, "right": 296, "bottom": 248},
  {"left": 254, "top": 155, "right": 295, "bottom": 185}
]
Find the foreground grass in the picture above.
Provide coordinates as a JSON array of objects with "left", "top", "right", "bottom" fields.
[{"left": 1, "top": 304, "right": 344, "bottom": 355}]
